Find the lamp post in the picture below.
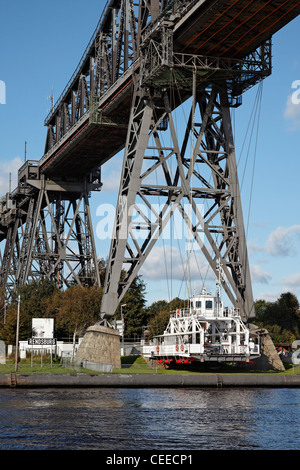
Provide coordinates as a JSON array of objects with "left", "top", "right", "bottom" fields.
[
  {"left": 121, "top": 304, "right": 126, "bottom": 355},
  {"left": 15, "top": 295, "right": 20, "bottom": 373}
]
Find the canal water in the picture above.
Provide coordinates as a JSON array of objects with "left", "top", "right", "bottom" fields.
[{"left": 0, "top": 387, "right": 299, "bottom": 451}]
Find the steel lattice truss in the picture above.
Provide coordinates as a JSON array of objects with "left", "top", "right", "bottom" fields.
[
  {"left": 101, "top": 84, "right": 253, "bottom": 321},
  {"left": 0, "top": 174, "right": 101, "bottom": 297},
  {"left": 1, "top": 0, "right": 299, "bottom": 320},
  {"left": 43, "top": 0, "right": 162, "bottom": 154}
]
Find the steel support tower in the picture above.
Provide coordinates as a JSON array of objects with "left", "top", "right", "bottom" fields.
[
  {"left": 0, "top": 162, "right": 101, "bottom": 297},
  {"left": 100, "top": 18, "right": 272, "bottom": 322},
  {"left": 1, "top": 0, "right": 299, "bottom": 321}
]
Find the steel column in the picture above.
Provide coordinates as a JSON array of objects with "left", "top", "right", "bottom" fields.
[
  {"left": 101, "top": 82, "right": 254, "bottom": 321},
  {"left": 0, "top": 178, "right": 101, "bottom": 297}
]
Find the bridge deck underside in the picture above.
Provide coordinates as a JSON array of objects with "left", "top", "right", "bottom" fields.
[
  {"left": 175, "top": 0, "right": 300, "bottom": 58},
  {"left": 40, "top": 93, "right": 133, "bottom": 178},
  {"left": 40, "top": 0, "right": 300, "bottom": 179}
]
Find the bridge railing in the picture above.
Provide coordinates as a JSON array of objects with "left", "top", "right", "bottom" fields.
[{"left": 44, "top": 0, "right": 109, "bottom": 126}]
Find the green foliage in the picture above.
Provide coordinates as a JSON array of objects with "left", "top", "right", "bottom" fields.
[
  {"left": 117, "top": 275, "right": 147, "bottom": 340},
  {"left": 2, "top": 274, "right": 300, "bottom": 349},
  {"left": 121, "top": 355, "right": 146, "bottom": 364},
  {"left": 148, "top": 309, "right": 171, "bottom": 338},
  {"left": 254, "top": 291, "right": 300, "bottom": 343},
  {"left": 146, "top": 297, "right": 186, "bottom": 338},
  {"left": 146, "top": 300, "right": 168, "bottom": 317},
  {"left": 0, "top": 280, "right": 102, "bottom": 343},
  {"left": 0, "top": 272, "right": 148, "bottom": 343},
  {"left": 50, "top": 285, "right": 103, "bottom": 339},
  {"left": 0, "top": 280, "right": 60, "bottom": 344}
]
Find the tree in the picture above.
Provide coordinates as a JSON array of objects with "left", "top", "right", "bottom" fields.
[
  {"left": 0, "top": 288, "right": 5, "bottom": 322},
  {"left": 148, "top": 309, "right": 170, "bottom": 338},
  {"left": 146, "top": 300, "right": 168, "bottom": 319},
  {"left": 0, "top": 269, "right": 150, "bottom": 348},
  {"left": 254, "top": 299, "right": 272, "bottom": 322},
  {"left": 254, "top": 292, "right": 300, "bottom": 343},
  {"left": 117, "top": 275, "right": 147, "bottom": 340},
  {"left": 0, "top": 280, "right": 59, "bottom": 344},
  {"left": 50, "top": 285, "right": 102, "bottom": 362},
  {"left": 53, "top": 285, "right": 102, "bottom": 357},
  {"left": 146, "top": 297, "right": 185, "bottom": 338},
  {"left": 0, "top": 280, "right": 103, "bottom": 346},
  {"left": 277, "top": 292, "right": 300, "bottom": 331},
  {"left": 0, "top": 303, "right": 18, "bottom": 345}
]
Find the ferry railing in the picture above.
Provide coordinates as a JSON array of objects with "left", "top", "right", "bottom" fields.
[{"left": 171, "top": 307, "right": 241, "bottom": 318}]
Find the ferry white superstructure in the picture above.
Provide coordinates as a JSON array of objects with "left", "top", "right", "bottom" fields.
[{"left": 143, "top": 287, "right": 260, "bottom": 365}]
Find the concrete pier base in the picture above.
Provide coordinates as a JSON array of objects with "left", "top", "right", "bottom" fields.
[
  {"left": 250, "top": 327, "right": 285, "bottom": 371},
  {"left": 75, "top": 324, "right": 121, "bottom": 371}
]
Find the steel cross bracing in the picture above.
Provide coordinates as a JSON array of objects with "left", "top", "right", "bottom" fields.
[
  {"left": 40, "top": 0, "right": 197, "bottom": 177},
  {"left": 100, "top": 83, "right": 253, "bottom": 321},
  {"left": 39, "top": 0, "right": 293, "bottom": 178},
  {"left": 1, "top": 0, "right": 300, "bottom": 317},
  {"left": 98, "top": 0, "right": 298, "bottom": 322},
  {"left": 0, "top": 163, "right": 102, "bottom": 298}
]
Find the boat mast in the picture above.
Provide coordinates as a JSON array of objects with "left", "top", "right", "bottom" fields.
[{"left": 216, "top": 258, "right": 223, "bottom": 316}]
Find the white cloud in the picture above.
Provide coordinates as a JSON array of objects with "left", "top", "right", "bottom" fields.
[
  {"left": 254, "top": 273, "right": 300, "bottom": 303},
  {"left": 266, "top": 225, "right": 300, "bottom": 257},
  {"left": 281, "top": 273, "right": 300, "bottom": 291},
  {"left": 101, "top": 155, "right": 122, "bottom": 193},
  {"left": 249, "top": 225, "right": 300, "bottom": 258},
  {"left": 248, "top": 239, "right": 265, "bottom": 255},
  {"left": 284, "top": 93, "right": 300, "bottom": 130},
  {"left": 250, "top": 264, "right": 272, "bottom": 284},
  {"left": 0, "top": 157, "right": 23, "bottom": 196},
  {"left": 140, "top": 244, "right": 214, "bottom": 282},
  {"left": 255, "top": 290, "right": 284, "bottom": 303}
]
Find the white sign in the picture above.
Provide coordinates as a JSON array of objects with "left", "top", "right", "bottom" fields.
[
  {"left": 115, "top": 320, "right": 123, "bottom": 336},
  {"left": 32, "top": 318, "right": 54, "bottom": 339},
  {"left": 28, "top": 338, "right": 56, "bottom": 346}
]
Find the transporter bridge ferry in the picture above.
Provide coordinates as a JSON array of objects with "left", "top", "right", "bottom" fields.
[{"left": 143, "top": 283, "right": 260, "bottom": 365}]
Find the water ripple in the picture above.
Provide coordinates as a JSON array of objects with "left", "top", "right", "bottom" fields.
[{"left": 0, "top": 387, "right": 299, "bottom": 450}]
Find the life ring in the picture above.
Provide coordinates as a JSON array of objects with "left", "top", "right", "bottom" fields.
[
  {"left": 176, "top": 309, "right": 180, "bottom": 316},
  {"left": 175, "top": 344, "right": 179, "bottom": 352},
  {"left": 156, "top": 346, "right": 159, "bottom": 353},
  {"left": 180, "top": 344, "right": 184, "bottom": 351}
]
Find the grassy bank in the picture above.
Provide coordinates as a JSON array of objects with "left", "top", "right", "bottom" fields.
[
  {"left": 0, "top": 356, "right": 90, "bottom": 375},
  {"left": 114, "top": 356, "right": 300, "bottom": 375},
  {"left": 1, "top": 355, "right": 299, "bottom": 375}
]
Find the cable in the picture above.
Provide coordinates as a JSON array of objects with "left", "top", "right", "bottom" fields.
[{"left": 246, "top": 82, "right": 263, "bottom": 239}]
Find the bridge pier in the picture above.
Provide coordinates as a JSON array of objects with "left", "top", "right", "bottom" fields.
[
  {"left": 101, "top": 83, "right": 254, "bottom": 322},
  {"left": 1, "top": 0, "right": 298, "bottom": 371},
  {"left": 0, "top": 162, "right": 102, "bottom": 296},
  {"left": 99, "top": 6, "right": 273, "bottom": 323}
]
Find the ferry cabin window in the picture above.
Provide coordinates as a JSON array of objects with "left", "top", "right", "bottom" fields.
[
  {"left": 205, "top": 300, "right": 213, "bottom": 309},
  {"left": 195, "top": 301, "right": 201, "bottom": 308}
]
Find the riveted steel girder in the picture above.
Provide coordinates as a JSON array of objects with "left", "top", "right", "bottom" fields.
[
  {"left": 0, "top": 171, "right": 101, "bottom": 298},
  {"left": 101, "top": 81, "right": 254, "bottom": 321}
]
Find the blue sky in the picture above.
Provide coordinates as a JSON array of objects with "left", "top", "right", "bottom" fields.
[{"left": 1, "top": 1, "right": 300, "bottom": 307}]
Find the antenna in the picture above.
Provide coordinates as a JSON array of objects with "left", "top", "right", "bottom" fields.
[
  {"left": 216, "top": 258, "right": 224, "bottom": 300},
  {"left": 47, "top": 88, "right": 54, "bottom": 113},
  {"left": 25, "top": 141, "right": 27, "bottom": 162}
]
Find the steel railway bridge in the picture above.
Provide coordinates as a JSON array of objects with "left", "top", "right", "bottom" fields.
[{"left": 0, "top": 0, "right": 299, "bottom": 322}]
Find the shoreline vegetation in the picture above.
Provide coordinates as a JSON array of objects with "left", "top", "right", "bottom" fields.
[{"left": 0, "top": 355, "right": 299, "bottom": 376}]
